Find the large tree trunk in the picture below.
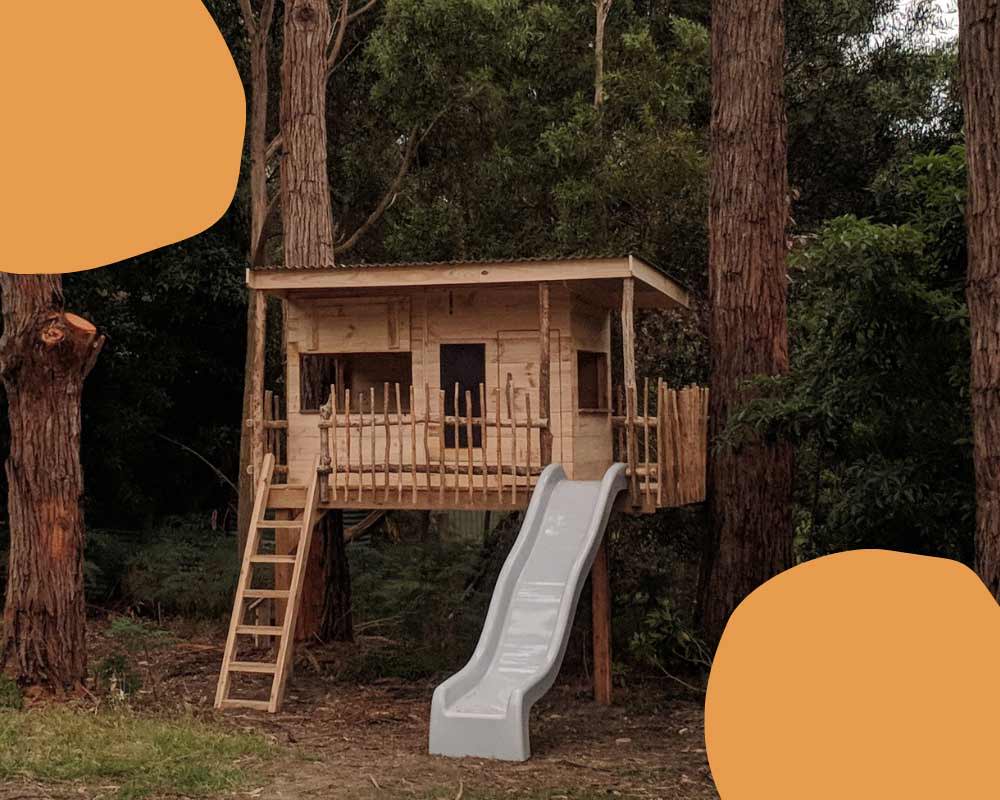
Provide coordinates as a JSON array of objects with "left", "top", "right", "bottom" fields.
[
  {"left": 697, "top": 0, "right": 794, "bottom": 645},
  {"left": 960, "top": 0, "right": 1000, "bottom": 597},
  {"left": 280, "top": 0, "right": 335, "bottom": 269},
  {"left": 0, "top": 275, "right": 103, "bottom": 688},
  {"left": 280, "top": 0, "right": 352, "bottom": 640}
]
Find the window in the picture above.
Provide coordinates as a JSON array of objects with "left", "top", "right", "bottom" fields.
[
  {"left": 440, "top": 344, "right": 485, "bottom": 448},
  {"left": 299, "top": 353, "right": 412, "bottom": 412},
  {"left": 577, "top": 350, "right": 609, "bottom": 411}
]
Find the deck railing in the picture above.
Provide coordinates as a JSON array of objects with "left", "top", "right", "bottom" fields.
[
  {"left": 316, "top": 380, "right": 546, "bottom": 507},
  {"left": 262, "top": 390, "right": 289, "bottom": 483},
  {"left": 613, "top": 381, "right": 709, "bottom": 508},
  {"left": 260, "top": 379, "right": 709, "bottom": 509}
]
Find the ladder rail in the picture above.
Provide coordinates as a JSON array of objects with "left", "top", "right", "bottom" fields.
[
  {"left": 215, "top": 452, "right": 275, "bottom": 709},
  {"left": 269, "top": 456, "right": 324, "bottom": 712}
]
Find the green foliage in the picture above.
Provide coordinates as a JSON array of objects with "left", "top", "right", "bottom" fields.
[
  {"left": 630, "top": 596, "right": 711, "bottom": 672},
  {"left": 117, "top": 517, "right": 239, "bottom": 617},
  {"left": 786, "top": 0, "right": 961, "bottom": 224},
  {"left": 95, "top": 653, "right": 143, "bottom": 697},
  {"left": 724, "top": 148, "right": 972, "bottom": 560},
  {"left": 0, "top": 708, "right": 272, "bottom": 800},
  {"left": 348, "top": 532, "right": 508, "bottom": 678},
  {"left": 0, "top": 676, "right": 22, "bottom": 711},
  {"left": 97, "top": 618, "right": 176, "bottom": 698}
]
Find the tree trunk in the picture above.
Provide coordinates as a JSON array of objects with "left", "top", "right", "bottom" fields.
[
  {"left": 280, "top": 0, "right": 335, "bottom": 269},
  {"left": 0, "top": 275, "right": 103, "bottom": 688},
  {"left": 318, "top": 511, "right": 353, "bottom": 641},
  {"left": 237, "top": 0, "right": 276, "bottom": 558},
  {"left": 593, "top": 0, "right": 612, "bottom": 109},
  {"left": 280, "top": 0, "right": 351, "bottom": 640},
  {"left": 959, "top": 0, "right": 1000, "bottom": 597},
  {"left": 697, "top": 0, "right": 794, "bottom": 645}
]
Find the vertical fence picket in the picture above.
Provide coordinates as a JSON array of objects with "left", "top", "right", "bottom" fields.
[
  {"left": 479, "top": 383, "right": 488, "bottom": 501},
  {"left": 424, "top": 384, "right": 432, "bottom": 494},
  {"left": 330, "top": 387, "right": 339, "bottom": 502},
  {"left": 395, "top": 383, "right": 404, "bottom": 503},
  {"left": 382, "top": 383, "right": 391, "bottom": 502},
  {"left": 411, "top": 385, "right": 418, "bottom": 503}
]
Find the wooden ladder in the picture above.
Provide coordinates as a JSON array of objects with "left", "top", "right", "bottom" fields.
[{"left": 215, "top": 453, "right": 323, "bottom": 713}]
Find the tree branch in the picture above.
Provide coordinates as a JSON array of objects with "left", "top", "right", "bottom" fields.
[
  {"left": 157, "top": 434, "right": 238, "bottom": 495},
  {"left": 238, "top": 0, "right": 258, "bottom": 38},
  {"left": 327, "top": 0, "right": 351, "bottom": 72},
  {"left": 259, "top": 0, "right": 276, "bottom": 37},
  {"left": 334, "top": 111, "right": 444, "bottom": 255},
  {"left": 326, "top": 39, "right": 364, "bottom": 79},
  {"left": 347, "top": 0, "right": 378, "bottom": 24},
  {"left": 250, "top": 192, "right": 282, "bottom": 267},
  {"left": 265, "top": 133, "right": 282, "bottom": 163}
]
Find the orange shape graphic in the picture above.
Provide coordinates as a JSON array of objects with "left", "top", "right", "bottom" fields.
[
  {"left": 0, "top": 2, "right": 245, "bottom": 274},
  {"left": 706, "top": 550, "right": 1000, "bottom": 799}
]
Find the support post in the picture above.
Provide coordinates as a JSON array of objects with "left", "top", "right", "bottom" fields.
[
  {"left": 621, "top": 276, "right": 636, "bottom": 388},
  {"left": 591, "top": 540, "right": 613, "bottom": 705},
  {"left": 250, "top": 289, "right": 267, "bottom": 481},
  {"left": 538, "top": 282, "right": 553, "bottom": 465}
]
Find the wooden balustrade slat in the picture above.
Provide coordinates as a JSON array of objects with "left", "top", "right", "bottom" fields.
[
  {"left": 330, "top": 387, "right": 338, "bottom": 502},
  {"left": 396, "top": 383, "right": 404, "bottom": 502},
  {"left": 424, "top": 384, "right": 432, "bottom": 493},
  {"left": 479, "top": 383, "right": 488, "bottom": 502},
  {"left": 344, "top": 388, "right": 352, "bottom": 497},
  {"left": 438, "top": 389, "right": 446, "bottom": 502},
  {"left": 526, "top": 392, "right": 533, "bottom": 497},
  {"left": 495, "top": 386, "right": 503, "bottom": 502},
  {"left": 643, "top": 378, "right": 652, "bottom": 506},
  {"left": 411, "top": 385, "right": 418, "bottom": 503}
]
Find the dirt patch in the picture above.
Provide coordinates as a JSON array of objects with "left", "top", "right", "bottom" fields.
[{"left": 43, "top": 620, "right": 719, "bottom": 799}]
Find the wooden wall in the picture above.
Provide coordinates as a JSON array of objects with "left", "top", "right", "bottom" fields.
[
  {"left": 570, "top": 299, "right": 614, "bottom": 479},
  {"left": 281, "top": 284, "right": 614, "bottom": 487}
]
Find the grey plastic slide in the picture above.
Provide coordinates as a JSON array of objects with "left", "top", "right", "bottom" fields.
[{"left": 429, "top": 463, "right": 628, "bottom": 761}]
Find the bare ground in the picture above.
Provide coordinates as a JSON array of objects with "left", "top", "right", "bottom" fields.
[{"left": 4, "top": 620, "right": 719, "bottom": 800}]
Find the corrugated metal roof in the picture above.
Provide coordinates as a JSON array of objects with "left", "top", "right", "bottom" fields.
[
  {"left": 251, "top": 253, "right": 663, "bottom": 273},
  {"left": 251, "top": 254, "right": 687, "bottom": 286}
]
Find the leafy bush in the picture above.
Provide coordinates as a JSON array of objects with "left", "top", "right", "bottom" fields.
[
  {"left": 0, "top": 676, "right": 21, "bottom": 711},
  {"left": 118, "top": 517, "right": 238, "bottom": 617},
  {"left": 96, "top": 617, "right": 175, "bottom": 698},
  {"left": 723, "top": 148, "right": 972, "bottom": 561},
  {"left": 630, "top": 595, "right": 711, "bottom": 680}
]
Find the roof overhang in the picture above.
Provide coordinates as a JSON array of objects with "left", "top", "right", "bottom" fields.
[{"left": 247, "top": 255, "right": 689, "bottom": 311}]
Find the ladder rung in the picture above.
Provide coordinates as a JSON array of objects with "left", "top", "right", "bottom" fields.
[
  {"left": 220, "top": 698, "right": 271, "bottom": 711},
  {"left": 228, "top": 661, "right": 278, "bottom": 674},
  {"left": 236, "top": 625, "right": 283, "bottom": 637},
  {"left": 256, "top": 520, "right": 302, "bottom": 529},
  {"left": 250, "top": 554, "right": 297, "bottom": 564},
  {"left": 243, "top": 589, "right": 290, "bottom": 599}
]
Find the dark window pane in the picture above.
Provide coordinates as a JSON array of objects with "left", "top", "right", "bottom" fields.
[
  {"left": 440, "top": 344, "right": 485, "bottom": 448},
  {"left": 577, "top": 350, "right": 609, "bottom": 411},
  {"left": 300, "top": 352, "right": 412, "bottom": 412}
]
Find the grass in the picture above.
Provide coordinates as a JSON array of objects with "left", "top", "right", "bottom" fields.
[{"left": 0, "top": 707, "right": 274, "bottom": 799}]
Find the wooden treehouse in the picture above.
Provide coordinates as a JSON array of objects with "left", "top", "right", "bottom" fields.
[{"left": 217, "top": 255, "right": 709, "bottom": 712}]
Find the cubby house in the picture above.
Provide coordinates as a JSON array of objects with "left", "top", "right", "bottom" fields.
[
  {"left": 216, "top": 255, "right": 709, "bottom": 713},
  {"left": 250, "top": 255, "right": 708, "bottom": 513}
]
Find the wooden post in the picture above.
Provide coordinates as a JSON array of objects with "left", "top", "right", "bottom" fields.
[
  {"left": 318, "top": 396, "right": 331, "bottom": 504},
  {"left": 591, "top": 541, "right": 612, "bottom": 705},
  {"left": 538, "top": 282, "right": 553, "bottom": 465},
  {"left": 383, "top": 383, "right": 391, "bottom": 502},
  {"left": 621, "top": 277, "right": 636, "bottom": 389},
  {"left": 249, "top": 290, "right": 267, "bottom": 481}
]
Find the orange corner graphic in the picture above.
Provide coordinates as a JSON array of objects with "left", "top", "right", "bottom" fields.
[
  {"left": 0, "top": 1, "right": 245, "bottom": 274},
  {"left": 706, "top": 550, "right": 1000, "bottom": 799}
]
